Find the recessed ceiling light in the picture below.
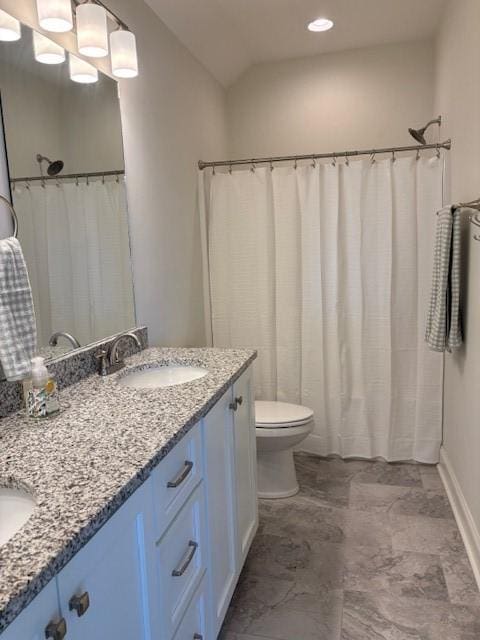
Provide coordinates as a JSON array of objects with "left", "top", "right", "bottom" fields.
[{"left": 307, "top": 18, "right": 334, "bottom": 32}]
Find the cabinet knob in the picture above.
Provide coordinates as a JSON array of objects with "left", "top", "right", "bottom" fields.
[
  {"left": 45, "top": 618, "right": 67, "bottom": 640},
  {"left": 235, "top": 396, "right": 243, "bottom": 406},
  {"left": 229, "top": 400, "right": 238, "bottom": 411},
  {"left": 193, "top": 635, "right": 203, "bottom": 640},
  {"left": 69, "top": 591, "right": 90, "bottom": 617}
]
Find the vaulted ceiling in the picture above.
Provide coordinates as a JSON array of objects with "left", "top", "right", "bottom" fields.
[{"left": 145, "top": 0, "right": 448, "bottom": 86}]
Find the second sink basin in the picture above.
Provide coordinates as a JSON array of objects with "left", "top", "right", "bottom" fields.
[
  {"left": 0, "top": 487, "right": 36, "bottom": 547},
  {"left": 119, "top": 365, "right": 208, "bottom": 389}
]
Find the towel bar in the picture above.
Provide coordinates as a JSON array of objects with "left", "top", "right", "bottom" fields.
[{"left": 0, "top": 194, "right": 18, "bottom": 238}]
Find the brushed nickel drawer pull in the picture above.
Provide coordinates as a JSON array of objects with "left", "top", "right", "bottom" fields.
[
  {"left": 172, "top": 540, "right": 198, "bottom": 577},
  {"left": 69, "top": 591, "right": 90, "bottom": 617},
  {"left": 45, "top": 618, "right": 67, "bottom": 640},
  {"left": 167, "top": 460, "right": 194, "bottom": 488},
  {"left": 193, "top": 634, "right": 203, "bottom": 639}
]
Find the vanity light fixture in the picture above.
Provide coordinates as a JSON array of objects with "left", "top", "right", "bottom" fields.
[
  {"left": 76, "top": 2, "right": 109, "bottom": 58},
  {"left": 26, "top": 1, "right": 140, "bottom": 79},
  {"left": 36, "top": 0, "right": 73, "bottom": 33},
  {"left": 0, "top": 9, "right": 21, "bottom": 41},
  {"left": 307, "top": 18, "right": 334, "bottom": 32},
  {"left": 110, "top": 29, "right": 138, "bottom": 78},
  {"left": 69, "top": 53, "right": 98, "bottom": 83},
  {"left": 33, "top": 31, "right": 65, "bottom": 64}
]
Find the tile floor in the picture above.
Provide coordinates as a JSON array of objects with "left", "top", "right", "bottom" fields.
[{"left": 219, "top": 453, "right": 480, "bottom": 640}]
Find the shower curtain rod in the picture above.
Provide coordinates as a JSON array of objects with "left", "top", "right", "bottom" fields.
[
  {"left": 10, "top": 169, "right": 125, "bottom": 184},
  {"left": 198, "top": 139, "right": 452, "bottom": 170}
]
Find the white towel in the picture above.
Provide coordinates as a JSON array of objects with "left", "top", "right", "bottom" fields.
[
  {"left": 0, "top": 237, "right": 37, "bottom": 380},
  {"left": 425, "top": 206, "right": 462, "bottom": 352}
]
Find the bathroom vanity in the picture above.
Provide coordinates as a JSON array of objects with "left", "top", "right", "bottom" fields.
[{"left": 0, "top": 347, "right": 257, "bottom": 640}]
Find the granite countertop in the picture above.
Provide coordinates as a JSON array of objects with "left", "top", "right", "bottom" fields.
[{"left": 0, "top": 346, "right": 256, "bottom": 632}]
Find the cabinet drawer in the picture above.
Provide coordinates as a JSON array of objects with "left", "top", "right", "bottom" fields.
[
  {"left": 173, "top": 575, "right": 208, "bottom": 640},
  {"left": 152, "top": 425, "right": 202, "bottom": 536},
  {"left": 156, "top": 483, "right": 207, "bottom": 635}
]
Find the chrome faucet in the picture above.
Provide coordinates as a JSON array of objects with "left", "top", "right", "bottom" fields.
[
  {"left": 95, "top": 331, "right": 142, "bottom": 376},
  {"left": 49, "top": 332, "right": 81, "bottom": 349}
]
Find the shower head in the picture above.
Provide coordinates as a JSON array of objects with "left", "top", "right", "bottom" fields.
[
  {"left": 36, "top": 153, "right": 64, "bottom": 177},
  {"left": 408, "top": 116, "right": 442, "bottom": 145}
]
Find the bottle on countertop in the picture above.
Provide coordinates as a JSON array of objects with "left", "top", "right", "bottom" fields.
[{"left": 25, "top": 357, "right": 60, "bottom": 419}]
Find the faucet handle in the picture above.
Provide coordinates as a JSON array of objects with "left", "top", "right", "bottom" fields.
[{"left": 95, "top": 349, "right": 108, "bottom": 376}]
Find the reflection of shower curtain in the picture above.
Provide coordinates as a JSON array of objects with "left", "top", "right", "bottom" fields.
[
  {"left": 13, "top": 179, "right": 135, "bottom": 347},
  {"left": 200, "top": 156, "right": 444, "bottom": 463}
]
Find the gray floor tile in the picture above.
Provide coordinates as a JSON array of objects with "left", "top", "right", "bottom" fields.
[
  {"left": 297, "top": 471, "right": 351, "bottom": 508},
  {"left": 247, "top": 605, "right": 342, "bottom": 640},
  {"left": 419, "top": 465, "right": 444, "bottom": 491},
  {"left": 349, "top": 483, "right": 410, "bottom": 513},
  {"left": 389, "top": 488, "right": 454, "bottom": 519},
  {"left": 390, "top": 513, "right": 464, "bottom": 555},
  {"left": 219, "top": 632, "right": 276, "bottom": 640},
  {"left": 295, "top": 453, "right": 371, "bottom": 484},
  {"left": 352, "top": 461, "right": 423, "bottom": 487},
  {"left": 259, "top": 498, "right": 347, "bottom": 543},
  {"left": 344, "top": 509, "right": 392, "bottom": 549},
  {"left": 341, "top": 589, "right": 480, "bottom": 639},
  {"left": 244, "top": 532, "right": 345, "bottom": 589},
  {"left": 344, "top": 545, "right": 449, "bottom": 601},
  {"left": 222, "top": 574, "right": 343, "bottom": 639},
  {"left": 441, "top": 552, "right": 480, "bottom": 607}
]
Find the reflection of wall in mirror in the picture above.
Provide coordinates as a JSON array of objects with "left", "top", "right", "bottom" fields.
[{"left": 0, "top": 44, "right": 124, "bottom": 179}]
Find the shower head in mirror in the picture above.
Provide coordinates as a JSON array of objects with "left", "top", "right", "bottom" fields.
[
  {"left": 36, "top": 153, "right": 64, "bottom": 176},
  {"left": 408, "top": 116, "right": 442, "bottom": 145}
]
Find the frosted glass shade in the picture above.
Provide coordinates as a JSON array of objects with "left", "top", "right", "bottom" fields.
[
  {"left": 110, "top": 30, "right": 138, "bottom": 78},
  {"left": 33, "top": 31, "right": 65, "bottom": 64},
  {"left": 69, "top": 54, "right": 98, "bottom": 84},
  {"left": 36, "top": 0, "right": 73, "bottom": 33},
  {"left": 0, "top": 9, "right": 21, "bottom": 41},
  {"left": 76, "top": 3, "right": 108, "bottom": 58}
]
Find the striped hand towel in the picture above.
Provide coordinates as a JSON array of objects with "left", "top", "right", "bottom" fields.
[
  {"left": 0, "top": 237, "right": 37, "bottom": 380},
  {"left": 425, "top": 206, "right": 462, "bottom": 352}
]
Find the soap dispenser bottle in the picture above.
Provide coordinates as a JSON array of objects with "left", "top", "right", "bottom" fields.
[
  {"left": 26, "top": 357, "right": 59, "bottom": 419},
  {"left": 26, "top": 357, "right": 48, "bottom": 418}
]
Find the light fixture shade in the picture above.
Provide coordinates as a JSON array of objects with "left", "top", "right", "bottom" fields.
[
  {"left": 307, "top": 18, "right": 334, "bottom": 32},
  {"left": 76, "top": 3, "right": 108, "bottom": 58},
  {"left": 0, "top": 9, "right": 21, "bottom": 41},
  {"left": 110, "top": 30, "right": 138, "bottom": 78},
  {"left": 36, "top": 0, "right": 73, "bottom": 33},
  {"left": 33, "top": 31, "right": 65, "bottom": 64},
  {"left": 69, "top": 53, "right": 98, "bottom": 84}
]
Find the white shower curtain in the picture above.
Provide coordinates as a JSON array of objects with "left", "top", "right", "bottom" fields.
[
  {"left": 13, "top": 179, "right": 135, "bottom": 347},
  {"left": 200, "top": 156, "right": 444, "bottom": 463}
]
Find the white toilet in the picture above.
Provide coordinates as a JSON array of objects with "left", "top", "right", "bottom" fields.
[{"left": 255, "top": 400, "right": 314, "bottom": 499}]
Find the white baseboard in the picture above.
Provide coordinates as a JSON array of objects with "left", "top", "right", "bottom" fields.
[{"left": 439, "top": 447, "right": 480, "bottom": 591}]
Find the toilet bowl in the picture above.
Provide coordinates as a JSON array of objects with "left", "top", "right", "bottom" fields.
[{"left": 255, "top": 401, "right": 314, "bottom": 499}]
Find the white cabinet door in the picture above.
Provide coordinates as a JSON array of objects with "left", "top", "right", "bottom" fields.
[
  {"left": 1, "top": 580, "right": 62, "bottom": 640},
  {"left": 233, "top": 368, "right": 258, "bottom": 566},
  {"left": 57, "top": 481, "right": 156, "bottom": 640},
  {"left": 202, "top": 386, "right": 237, "bottom": 638}
]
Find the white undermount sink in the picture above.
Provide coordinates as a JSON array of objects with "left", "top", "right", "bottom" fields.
[
  {"left": 0, "top": 487, "right": 36, "bottom": 547},
  {"left": 119, "top": 365, "right": 208, "bottom": 389}
]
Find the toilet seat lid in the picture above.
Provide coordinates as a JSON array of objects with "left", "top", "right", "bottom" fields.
[{"left": 255, "top": 401, "right": 314, "bottom": 428}]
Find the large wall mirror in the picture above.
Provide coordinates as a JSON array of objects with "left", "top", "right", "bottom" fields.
[{"left": 0, "top": 22, "right": 135, "bottom": 363}]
